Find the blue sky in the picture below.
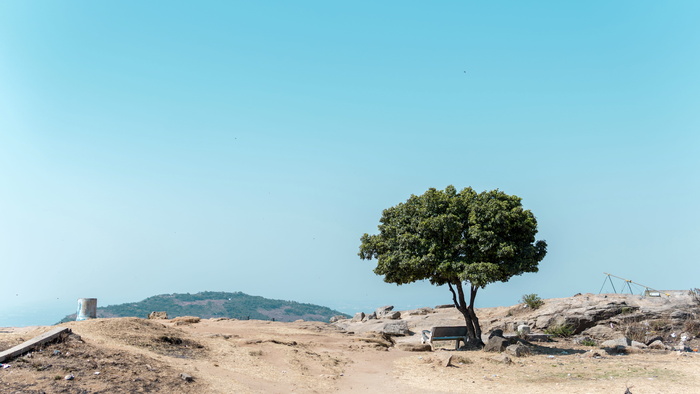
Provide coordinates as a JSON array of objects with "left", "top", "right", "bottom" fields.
[{"left": 1, "top": 2, "right": 698, "bottom": 326}]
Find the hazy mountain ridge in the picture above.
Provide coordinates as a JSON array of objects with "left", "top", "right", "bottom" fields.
[{"left": 58, "top": 291, "right": 349, "bottom": 323}]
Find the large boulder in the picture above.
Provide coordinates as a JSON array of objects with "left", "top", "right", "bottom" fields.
[
  {"left": 375, "top": 305, "right": 394, "bottom": 317},
  {"left": 382, "top": 320, "right": 410, "bottom": 336},
  {"left": 484, "top": 336, "right": 509, "bottom": 352},
  {"left": 351, "top": 312, "right": 365, "bottom": 322}
]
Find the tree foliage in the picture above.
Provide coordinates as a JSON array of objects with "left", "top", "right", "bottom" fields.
[{"left": 359, "top": 186, "right": 547, "bottom": 346}]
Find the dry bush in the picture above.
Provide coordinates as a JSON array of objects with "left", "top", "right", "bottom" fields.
[
  {"left": 683, "top": 319, "right": 700, "bottom": 337},
  {"left": 623, "top": 323, "right": 647, "bottom": 343},
  {"left": 649, "top": 319, "right": 672, "bottom": 333}
]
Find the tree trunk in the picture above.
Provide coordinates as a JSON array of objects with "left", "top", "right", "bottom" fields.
[{"left": 448, "top": 282, "right": 485, "bottom": 348}]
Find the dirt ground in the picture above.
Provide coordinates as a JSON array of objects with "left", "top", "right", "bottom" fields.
[{"left": 2, "top": 311, "right": 700, "bottom": 393}]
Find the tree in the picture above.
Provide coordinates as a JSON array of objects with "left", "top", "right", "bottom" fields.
[{"left": 359, "top": 186, "right": 547, "bottom": 347}]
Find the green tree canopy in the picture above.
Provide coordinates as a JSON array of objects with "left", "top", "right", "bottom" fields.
[{"left": 359, "top": 186, "right": 547, "bottom": 346}]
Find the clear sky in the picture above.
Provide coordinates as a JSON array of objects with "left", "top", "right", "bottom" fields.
[{"left": 1, "top": 2, "right": 698, "bottom": 327}]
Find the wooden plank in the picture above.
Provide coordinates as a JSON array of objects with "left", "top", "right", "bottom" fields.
[{"left": 0, "top": 327, "right": 71, "bottom": 363}]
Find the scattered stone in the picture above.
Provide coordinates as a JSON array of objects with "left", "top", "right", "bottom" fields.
[
  {"left": 180, "top": 373, "right": 194, "bottom": 382},
  {"left": 583, "top": 350, "right": 604, "bottom": 358},
  {"left": 148, "top": 311, "right": 168, "bottom": 320},
  {"left": 574, "top": 336, "right": 594, "bottom": 345},
  {"left": 441, "top": 354, "right": 454, "bottom": 367},
  {"left": 408, "top": 307, "right": 433, "bottom": 316},
  {"left": 64, "top": 374, "right": 74, "bottom": 381},
  {"left": 506, "top": 343, "right": 531, "bottom": 357},
  {"left": 631, "top": 341, "right": 648, "bottom": 349},
  {"left": 648, "top": 340, "right": 667, "bottom": 350},
  {"left": 383, "top": 311, "right": 401, "bottom": 320},
  {"left": 601, "top": 337, "right": 631, "bottom": 348},
  {"left": 450, "top": 354, "right": 472, "bottom": 365},
  {"left": 490, "top": 354, "right": 512, "bottom": 364},
  {"left": 484, "top": 336, "right": 509, "bottom": 353},
  {"left": 351, "top": 312, "right": 365, "bottom": 322}
]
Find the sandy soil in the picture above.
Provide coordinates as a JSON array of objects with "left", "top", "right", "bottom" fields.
[{"left": 2, "top": 308, "right": 700, "bottom": 393}]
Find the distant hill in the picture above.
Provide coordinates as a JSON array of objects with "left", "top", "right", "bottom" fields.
[{"left": 58, "top": 291, "right": 350, "bottom": 324}]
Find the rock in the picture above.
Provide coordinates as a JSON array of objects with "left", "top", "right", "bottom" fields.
[
  {"left": 574, "top": 336, "right": 594, "bottom": 345},
  {"left": 64, "top": 374, "right": 74, "bottom": 381},
  {"left": 648, "top": 340, "right": 667, "bottom": 350},
  {"left": 631, "top": 340, "right": 648, "bottom": 349},
  {"left": 148, "top": 311, "right": 168, "bottom": 320},
  {"left": 383, "top": 311, "right": 401, "bottom": 320},
  {"left": 506, "top": 343, "right": 531, "bottom": 357},
  {"left": 439, "top": 354, "right": 453, "bottom": 367},
  {"left": 180, "top": 373, "right": 194, "bottom": 382},
  {"left": 375, "top": 306, "right": 394, "bottom": 317},
  {"left": 397, "top": 343, "right": 432, "bottom": 352},
  {"left": 450, "top": 355, "right": 472, "bottom": 365},
  {"left": 582, "top": 350, "right": 604, "bottom": 358},
  {"left": 600, "top": 337, "right": 631, "bottom": 348},
  {"left": 329, "top": 315, "right": 347, "bottom": 323},
  {"left": 582, "top": 324, "right": 615, "bottom": 340},
  {"left": 434, "top": 304, "right": 454, "bottom": 309},
  {"left": 351, "top": 312, "right": 365, "bottom": 322},
  {"left": 645, "top": 336, "right": 663, "bottom": 346},
  {"left": 484, "top": 336, "right": 509, "bottom": 352},
  {"left": 490, "top": 354, "right": 512, "bottom": 364},
  {"left": 408, "top": 307, "right": 433, "bottom": 315},
  {"left": 382, "top": 321, "right": 409, "bottom": 336},
  {"left": 535, "top": 315, "right": 553, "bottom": 329}
]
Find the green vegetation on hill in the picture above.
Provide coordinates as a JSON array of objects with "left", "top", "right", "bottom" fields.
[{"left": 58, "top": 291, "right": 349, "bottom": 324}]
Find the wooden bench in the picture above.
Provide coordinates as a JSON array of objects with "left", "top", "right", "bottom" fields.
[{"left": 421, "top": 326, "right": 468, "bottom": 350}]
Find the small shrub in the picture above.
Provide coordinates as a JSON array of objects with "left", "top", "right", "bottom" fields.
[
  {"left": 691, "top": 288, "right": 700, "bottom": 304},
  {"left": 249, "top": 350, "right": 263, "bottom": 356},
  {"left": 620, "top": 306, "right": 633, "bottom": 314},
  {"left": 545, "top": 324, "right": 574, "bottom": 338},
  {"left": 683, "top": 319, "right": 700, "bottom": 337},
  {"left": 649, "top": 319, "right": 671, "bottom": 332},
  {"left": 521, "top": 294, "right": 544, "bottom": 310},
  {"left": 580, "top": 339, "right": 596, "bottom": 347},
  {"left": 623, "top": 323, "right": 646, "bottom": 343}
]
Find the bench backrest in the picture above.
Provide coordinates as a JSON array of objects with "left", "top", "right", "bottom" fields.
[{"left": 431, "top": 326, "right": 468, "bottom": 338}]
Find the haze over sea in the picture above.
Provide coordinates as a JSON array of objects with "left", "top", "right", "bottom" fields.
[{"left": 1, "top": 2, "right": 698, "bottom": 327}]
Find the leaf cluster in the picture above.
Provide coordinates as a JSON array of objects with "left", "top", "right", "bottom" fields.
[{"left": 359, "top": 186, "right": 547, "bottom": 288}]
